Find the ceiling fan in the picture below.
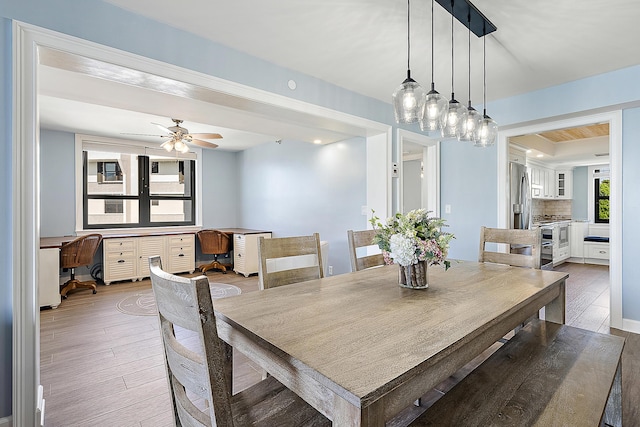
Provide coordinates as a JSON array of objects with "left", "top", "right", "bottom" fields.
[{"left": 128, "top": 118, "right": 223, "bottom": 153}]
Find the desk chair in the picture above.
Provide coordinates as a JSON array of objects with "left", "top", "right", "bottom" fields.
[
  {"left": 197, "top": 229, "right": 231, "bottom": 274},
  {"left": 258, "top": 233, "right": 323, "bottom": 290},
  {"left": 148, "top": 256, "right": 329, "bottom": 427},
  {"left": 478, "top": 226, "right": 541, "bottom": 269},
  {"left": 347, "top": 229, "right": 385, "bottom": 272},
  {"left": 59, "top": 233, "right": 103, "bottom": 299}
]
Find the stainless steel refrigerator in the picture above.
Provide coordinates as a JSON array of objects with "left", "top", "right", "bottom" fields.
[{"left": 509, "top": 162, "right": 531, "bottom": 230}]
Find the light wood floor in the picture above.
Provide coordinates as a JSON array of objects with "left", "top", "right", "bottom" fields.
[{"left": 40, "top": 263, "right": 640, "bottom": 426}]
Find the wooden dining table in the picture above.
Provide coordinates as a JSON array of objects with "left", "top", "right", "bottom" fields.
[{"left": 213, "top": 261, "right": 568, "bottom": 427}]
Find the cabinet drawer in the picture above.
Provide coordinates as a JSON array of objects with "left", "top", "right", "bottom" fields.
[
  {"left": 168, "top": 245, "right": 194, "bottom": 273},
  {"left": 586, "top": 243, "right": 610, "bottom": 260},
  {"left": 104, "top": 239, "right": 135, "bottom": 252},
  {"left": 168, "top": 234, "right": 194, "bottom": 247},
  {"left": 105, "top": 251, "right": 136, "bottom": 281}
]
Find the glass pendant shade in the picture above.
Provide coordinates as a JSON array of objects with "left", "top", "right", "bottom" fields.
[
  {"left": 458, "top": 103, "right": 482, "bottom": 141},
  {"left": 441, "top": 97, "right": 467, "bottom": 138},
  {"left": 393, "top": 71, "right": 426, "bottom": 124},
  {"left": 474, "top": 113, "right": 498, "bottom": 147},
  {"left": 161, "top": 140, "right": 174, "bottom": 152},
  {"left": 420, "top": 84, "right": 447, "bottom": 131}
]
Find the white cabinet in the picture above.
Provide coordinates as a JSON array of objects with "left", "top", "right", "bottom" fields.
[
  {"left": 585, "top": 242, "right": 610, "bottom": 259},
  {"left": 167, "top": 234, "right": 195, "bottom": 274},
  {"left": 234, "top": 232, "right": 272, "bottom": 277},
  {"left": 529, "top": 164, "right": 573, "bottom": 199},
  {"left": 509, "top": 145, "right": 526, "bottom": 165},
  {"left": 104, "top": 238, "right": 137, "bottom": 284},
  {"left": 570, "top": 221, "right": 588, "bottom": 258},
  {"left": 556, "top": 169, "right": 573, "bottom": 199},
  {"left": 39, "top": 248, "right": 61, "bottom": 308},
  {"left": 103, "top": 233, "right": 195, "bottom": 285}
]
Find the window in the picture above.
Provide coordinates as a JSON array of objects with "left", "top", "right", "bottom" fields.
[
  {"left": 595, "top": 177, "right": 610, "bottom": 223},
  {"left": 83, "top": 151, "right": 196, "bottom": 228},
  {"left": 97, "top": 161, "right": 123, "bottom": 182}
]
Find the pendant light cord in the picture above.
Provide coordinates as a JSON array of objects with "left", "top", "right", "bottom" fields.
[
  {"left": 407, "top": 0, "right": 411, "bottom": 73},
  {"left": 431, "top": 0, "right": 435, "bottom": 84},
  {"left": 450, "top": 0, "right": 454, "bottom": 97},
  {"left": 483, "top": 29, "right": 487, "bottom": 115},
  {"left": 467, "top": 13, "right": 471, "bottom": 104}
]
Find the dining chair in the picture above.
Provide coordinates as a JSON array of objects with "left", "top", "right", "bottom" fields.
[
  {"left": 347, "top": 229, "right": 384, "bottom": 272},
  {"left": 148, "top": 255, "right": 330, "bottom": 427},
  {"left": 478, "top": 226, "right": 541, "bottom": 269},
  {"left": 196, "top": 229, "right": 232, "bottom": 274},
  {"left": 59, "top": 233, "right": 103, "bottom": 299},
  {"left": 257, "top": 233, "right": 323, "bottom": 290}
]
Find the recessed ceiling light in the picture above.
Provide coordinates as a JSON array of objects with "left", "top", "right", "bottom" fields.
[
  {"left": 313, "top": 139, "right": 322, "bottom": 144},
  {"left": 536, "top": 154, "right": 543, "bottom": 158},
  {"left": 287, "top": 79, "right": 297, "bottom": 90},
  {"left": 526, "top": 149, "right": 532, "bottom": 153}
]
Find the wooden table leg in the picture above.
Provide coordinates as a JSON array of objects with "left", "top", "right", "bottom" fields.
[{"left": 544, "top": 279, "right": 566, "bottom": 324}]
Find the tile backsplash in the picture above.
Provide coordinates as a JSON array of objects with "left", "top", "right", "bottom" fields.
[{"left": 532, "top": 199, "right": 572, "bottom": 222}]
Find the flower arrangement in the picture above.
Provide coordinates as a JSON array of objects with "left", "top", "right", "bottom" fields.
[{"left": 369, "top": 209, "right": 454, "bottom": 270}]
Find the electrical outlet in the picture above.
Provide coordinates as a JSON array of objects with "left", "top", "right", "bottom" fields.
[{"left": 328, "top": 266, "right": 333, "bottom": 275}]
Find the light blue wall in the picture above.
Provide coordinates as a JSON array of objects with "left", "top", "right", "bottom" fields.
[
  {"left": 622, "top": 107, "right": 640, "bottom": 320},
  {"left": 3, "top": 0, "right": 640, "bottom": 420},
  {"left": 238, "top": 137, "right": 367, "bottom": 275},
  {"left": 572, "top": 166, "right": 588, "bottom": 220},
  {"left": 0, "top": 16, "right": 12, "bottom": 419},
  {"left": 441, "top": 141, "right": 498, "bottom": 260},
  {"left": 40, "top": 130, "right": 76, "bottom": 236},
  {"left": 200, "top": 149, "right": 239, "bottom": 228}
]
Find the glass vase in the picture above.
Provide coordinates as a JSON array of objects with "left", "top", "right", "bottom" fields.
[{"left": 399, "top": 260, "right": 429, "bottom": 289}]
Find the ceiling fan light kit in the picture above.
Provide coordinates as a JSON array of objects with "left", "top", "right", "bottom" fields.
[
  {"left": 394, "top": 0, "right": 497, "bottom": 147},
  {"left": 139, "top": 118, "right": 222, "bottom": 153}
]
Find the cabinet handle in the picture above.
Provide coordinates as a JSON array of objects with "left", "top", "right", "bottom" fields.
[
  {"left": 118, "top": 259, "right": 125, "bottom": 263},
  {"left": 238, "top": 254, "right": 242, "bottom": 258},
  {"left": 179, "top": 253, "right": 184, "bottom": 257},
  {"left": 599, "top": 250, "right": 606, "bottom": 254}
]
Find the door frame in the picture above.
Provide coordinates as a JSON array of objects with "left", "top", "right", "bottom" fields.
[
  {"left": 496, "top": 110, "right": 623, "bottom": 329},
  {"left": 12, "top": 21, "right": 392, "bottom": 425}
]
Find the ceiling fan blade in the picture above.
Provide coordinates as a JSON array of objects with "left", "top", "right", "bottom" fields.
[
  {"left": 189, "top": 138, "right": 219, "bottom": 149},
  {"left": 121, "top": 133, "right": 170, "bottom": 138},
  {"left": 189, "top": 132, "right": 223, "bottom": 140},
  {"left": 151, "top": 122, "right": 172, "bottom": 134}
]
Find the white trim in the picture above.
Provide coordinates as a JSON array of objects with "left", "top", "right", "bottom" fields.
[
  {"left": 622, "top": 318, "right": 640, "bottom": 334},
  {"left": 13, "top": 21, "right": 392, "bottom": 425},
  {"left": 396, "top": 129, "right": 441, "bottom": 216},
  {"left": 497, "top": 110, "right": 623, "bottom": 330}
]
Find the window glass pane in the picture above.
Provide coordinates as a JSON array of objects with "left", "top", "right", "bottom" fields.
[
  {"left": 598, "top": 179, "right": 610, "bottom": 197},
  {"left": 150, "top": 200, "right": 193, "bottom": 223},
  {"left": 87, "top": 199, "right": 139, "bottom": 225},
  {"left": 86, "top": 151, "right": 138, "bottom": 196},
  {"left": 148, "top": 157, "right": 192, "bottom": 196}
]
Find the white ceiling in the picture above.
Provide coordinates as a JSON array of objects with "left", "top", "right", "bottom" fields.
[{"left": 40, "top": 0, "right": 640, "bottom": 154}]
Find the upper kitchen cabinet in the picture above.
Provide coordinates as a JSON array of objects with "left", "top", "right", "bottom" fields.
[
  {"left": 509, "top": 145, "right": 527, "bottom": 165},
  {"left": 556, "top": 169, "right": 573, "bottom": 199},
  {"left": 529, "top": 163, "right": 572, "bottom": 199}
]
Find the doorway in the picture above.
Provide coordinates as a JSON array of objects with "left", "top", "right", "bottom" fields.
[
  {"left": 497, "top": 111, "right": 622, "bottom": 331},
  {"left": 397, "top": 129, "right": 440, "bottom": 216},
  {"left": 13, "top": 22, "right": 393, "bottom": 425}
]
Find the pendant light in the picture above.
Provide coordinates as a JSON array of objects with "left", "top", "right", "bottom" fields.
[
  {"left": 441, "top": 0, "right": 467, "bottom": 138},
  {"left": 393, "top": 0, "right": 425, "bottom": 124},
  {"left": 420, "top": 0, "right": 447, "bottom": 132},
  {"left": 474, "top": 32, "right": 498, "bottom": 147},
  {"left": 458, "top": 13, "right": 482, "bottom": 142}
]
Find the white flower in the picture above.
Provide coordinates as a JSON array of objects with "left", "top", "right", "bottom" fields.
[{"left": 389, "top": 233, "right": 418, "bottom": 266}]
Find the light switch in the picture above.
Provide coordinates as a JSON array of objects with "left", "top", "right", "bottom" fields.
[{"left": 445, "top": 204, "right": 451, "bottom": 214}]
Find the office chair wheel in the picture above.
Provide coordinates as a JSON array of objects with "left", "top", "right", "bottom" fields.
[
  {"left": 93, "top": 290, "right": 97, "bottom": 294},
  {"left": 62, "top": 295, "right": 67, "bottom": 299}
]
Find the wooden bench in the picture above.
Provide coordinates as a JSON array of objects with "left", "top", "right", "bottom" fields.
[{"left": 410, "top": 319, "right": 625, "bottom": 426}]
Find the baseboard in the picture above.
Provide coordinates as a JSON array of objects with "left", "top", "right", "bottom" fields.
[
  {"left": 622, "top": 318, "right": 640, "bottom": 334},
  {"left": 0, "top": 415, "right": 13, "bottom": 427}
]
